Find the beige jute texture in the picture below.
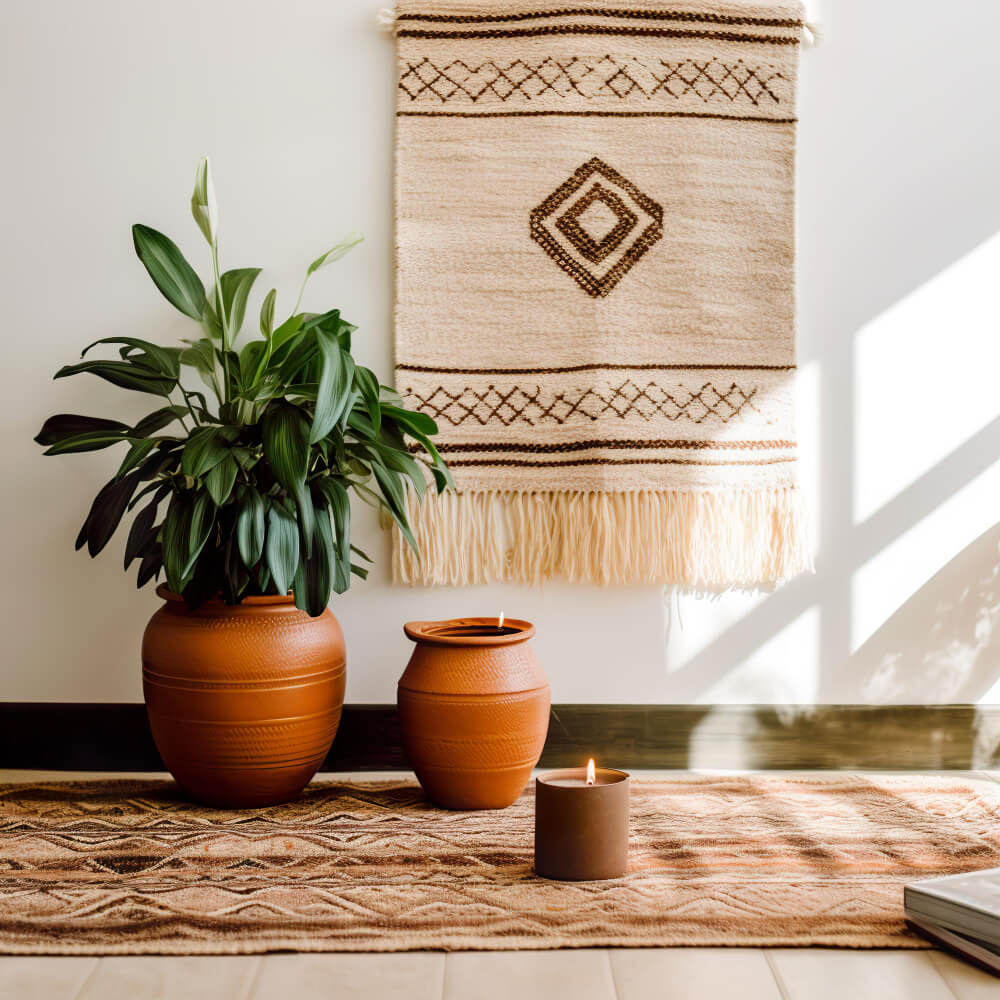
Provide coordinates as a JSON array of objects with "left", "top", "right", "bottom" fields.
[
  {"left": 3, "top": 775, "right": 999, "bottom": 954},
  {"left": 392, "top": 0, "right": 811, "bottom": 587}
]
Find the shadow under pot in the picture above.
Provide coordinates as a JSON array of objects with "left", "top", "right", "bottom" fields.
[
  {"left": 399, "top": 618, "right": 551, "bottom": 810},
  {"left": 142, "top": 586, "right": 346, "bottom": 808}
]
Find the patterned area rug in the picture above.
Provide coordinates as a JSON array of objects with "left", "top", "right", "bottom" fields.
[{"left": 2, "top": 775, "right": 999, "bottom": 954}]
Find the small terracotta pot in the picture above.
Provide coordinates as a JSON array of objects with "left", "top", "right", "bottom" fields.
[
  {"left": 399, "top": 618, "right": 550, "bottom": 810},
  {"left": 142, "top": 586, "right": 346, "bottom": 808}
]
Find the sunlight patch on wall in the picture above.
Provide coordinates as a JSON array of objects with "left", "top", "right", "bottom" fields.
[
  {"left": 797, "top": 358, "right": 822, "bottom": 555},
  {"left": 664, "top": 590, "right": 768, "bottom": 674},
  {"left": 852, "top": 461, "right": 1000, "bottom": 666},
  {"left": 855, "top": 231, "right": 1000, "bottom": 524},
  {"left": 694, "top": 607, "right": 820, "bottom": 705}
]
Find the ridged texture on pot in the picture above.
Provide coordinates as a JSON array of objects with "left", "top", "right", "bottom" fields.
[
  {"left": 398, "top": 625, "right": 550, "bottom": 809},
  {"left": 142, "top": 592, "right": 345, "bottom": 808}
]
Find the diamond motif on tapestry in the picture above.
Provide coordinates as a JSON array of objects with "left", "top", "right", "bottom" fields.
[{"left": 530, "top": 158, "right": 663, "bottom": 297}]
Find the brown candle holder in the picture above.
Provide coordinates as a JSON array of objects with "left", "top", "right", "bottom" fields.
[{"left": 534, "top": 767, "right": 630, "bottom": 881}]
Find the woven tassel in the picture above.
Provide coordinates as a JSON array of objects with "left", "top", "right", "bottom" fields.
[{"left": 392, "top": 489, "right": 813, "bottom": 588}]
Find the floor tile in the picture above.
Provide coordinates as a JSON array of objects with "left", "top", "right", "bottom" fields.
[
  {"left": 928, "top": 950, "right": 1000, "bottom": 998},
  {"left": 767, "top": 949, "right": 957, "bottom": 1000},
  {"left": 611, "top": 948, "right": 782, "bottom": 1000},
  {"left": 251, "top": 953, "right": 445, "bottom": 1000},
  {"left": 0, "top": 957, "right": 97, "bottom": 1000},
  {"left": 78, "top": 956, "right": 261, "bottom": 1000},
  {"left": 445, "top": 950, "right": 615, "bottom": 1000}
]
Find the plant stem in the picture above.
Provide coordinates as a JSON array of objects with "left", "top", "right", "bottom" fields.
[
  {"left": 160, "top": 389, "right": 191, "bottom": 433},
  {"left": 175, "top": 385, "right": 201, "bottom": 428},
  {"left": 211, "top": 242, "right": 230, "bottom": 404},
  {"left": 292, "top": 272, "right": 310, "bottom": 315}
]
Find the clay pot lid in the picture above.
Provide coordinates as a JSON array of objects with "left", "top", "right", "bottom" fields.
[
  {"left": 404, "top": 617, "right": 535, "bottom": 646},
  {"left": 156, "top": 584, "right": 296, "bottom": 607}
]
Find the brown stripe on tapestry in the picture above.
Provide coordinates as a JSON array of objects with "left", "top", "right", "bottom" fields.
[
  {"left": 398, "top": 111, "right": 798, "bottom": 122},
  {"left": 396, "top": 26, "right": 801, "bottom": 44},
  {"left": 429, "top": 439, "right": 797, "bottom": 453},
  {"left": 397, "top": 8, "right": 802, "bottom": 27},
  {"left": 396, "top": 363, "right": 797, "bottom": 374},
  {"left": 448, "top": 456, "right": 798, "bottom": 467}
]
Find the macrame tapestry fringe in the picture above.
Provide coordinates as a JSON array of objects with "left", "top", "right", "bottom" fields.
[{"left": 392, "top": 488, "right": 812, "bottom": 588}]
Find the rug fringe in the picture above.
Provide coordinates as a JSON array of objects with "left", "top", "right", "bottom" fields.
[{"left": 392, "top": 488, "right": 813, "bottom": 587}]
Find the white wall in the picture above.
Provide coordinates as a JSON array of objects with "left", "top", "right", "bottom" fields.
[{"left": 3, "top": 0, "right": 1000, "bottom": 706}]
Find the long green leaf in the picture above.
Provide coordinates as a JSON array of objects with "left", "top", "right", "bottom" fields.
[
  {"left": 181, "top": 426, "right": 230, "bottom": 478},
  {"left": 132, "top": 406, "right": 188, "bottom": 438},
  {"left": 217, "top": 267, "right": 261, "bottom": 337},
  {"left": 276, "top": 330, "right": 320, "bottom": 384},
  {"left": 381, "top": 404, "right": 438, "bottom": 438},
  {"left": 200, "top": 300, "right": 225, "bottom": 341},
  {"left": 266, "top": 503, "right": 299, "bottom": 595},
  {"left": 136, "top": 544, "right": 163, "bottom": 588},
  {"left": 41, "top": 429, "right": 130, "bottom": 455},
  {"left": 262, "top": 404, "right": 310, "bottom": 492},
  {"left": 307, "top": 232, "right": 362, "bottom": 275},
  {"left": 128, "top": 480, "right": 172, "bottom": 512},
  {"left": 382, "top": 405, "right": 453, "bottom": 491},
  {"left": 160, "top": 495, "right": 189, "bottom": 592},
  {"left": 236, "top": 488, "right": 266, "bottom": 567},
  {"left": 132, "top": 224, "right": 206, "bottom": 320},
  {"left": 293, "top": 504, "right": 333, "bottom": 616},
  {"left": 311, "top": 330, "right": 355, "bottom": 443},
  {"left": 293, "top": 480, "right": 315, "bottom": 559},
  {"left": 183, "top": 494, "right": 215, "bottom": 576},
  {"left": 239, "top": 340, "right": 266, "bottom": 390},
  {"left": 269, "top": 314, "right": 304, "bottom": 355},
  {"left": 354, "top": 366, "right": 381, "bottom": 434},
  {"left": 315, "top": 479, "right": 351, "bottom": 595},
  {"left": 372, "top": 464, "right": 418, "bottom": 554},
  {"left": 35, "top": 414, "right": 130, "bottom": 447},
  {"left": 54, "top": 360, "right": 176, "bottom": 396},
  {"left": 82, "top": 337, "right": 180, "bottom": 377},
  {"left": 374, "top": 443, "right": 426, "bottom": 499},
  {"left": 259, "top": 289, "right": 277, "bottom": 339},
  {"left": 124, "top": 498, "right": 159, "bottom": 569},
  {"left": 78, "top": 470, "right": 143, "bottom": 557},
  {"left": 204, "top": 454, "right": 238, "bottom": 506},
  {"left": 161, "top": 492, "right": 215, "bottom": 592},
  {"left": 116, "top": 437, "right": 161, "bottom": 478}
]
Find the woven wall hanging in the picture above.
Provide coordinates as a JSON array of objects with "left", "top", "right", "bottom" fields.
[{"left": 391, "top": 0, "right": 811, "bottom": 587}]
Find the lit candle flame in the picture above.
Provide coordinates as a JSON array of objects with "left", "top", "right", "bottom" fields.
[
  {"left": 498, "top": 611, "right": 505, "bottom": 630},
  {"left": 586, "top": 759, "right": 596, "bottom": 786}
]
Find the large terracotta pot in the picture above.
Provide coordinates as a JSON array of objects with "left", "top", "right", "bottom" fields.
[
  {"left": 399, "top": 618, "right": 550, "bottom": 810},
  {"left": 142, "top": 586, "right": 346, "bottom": 808}
]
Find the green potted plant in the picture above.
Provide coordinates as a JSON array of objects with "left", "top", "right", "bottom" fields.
[{"left": 35, "top": 158, "right": 451, "bottom": 806}]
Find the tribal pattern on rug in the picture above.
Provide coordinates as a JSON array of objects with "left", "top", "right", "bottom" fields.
[
  {"left": 2, "top": 775, "right": 1000, "bottom": 954},
  {"left": 392, "top": 0, "right": 811, "bottom": 586}
]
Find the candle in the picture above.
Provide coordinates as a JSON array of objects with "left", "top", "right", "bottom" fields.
[{"left": 534, "top": 760, "right": 630, "bottom": 881}]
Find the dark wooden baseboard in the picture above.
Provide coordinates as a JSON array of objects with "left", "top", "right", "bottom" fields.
[{"left": 1, "top": 703, "right": 998, "bottom": 772}]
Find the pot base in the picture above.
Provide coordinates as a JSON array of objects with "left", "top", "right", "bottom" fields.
[{"left": 411, "top": 762, "right": 535, "bottom": 811}]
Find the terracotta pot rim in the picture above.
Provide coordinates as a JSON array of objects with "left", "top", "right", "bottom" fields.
[
  {"left": 155, "top": 584, "right": 297, "bottom": 608},
  {"left": 404, "top": 617, "right": 535, "bottom": 647}
]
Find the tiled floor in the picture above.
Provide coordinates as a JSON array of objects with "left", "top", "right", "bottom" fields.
[{"left": 2, "top": 771, "right": 998, "bottom": 999}]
